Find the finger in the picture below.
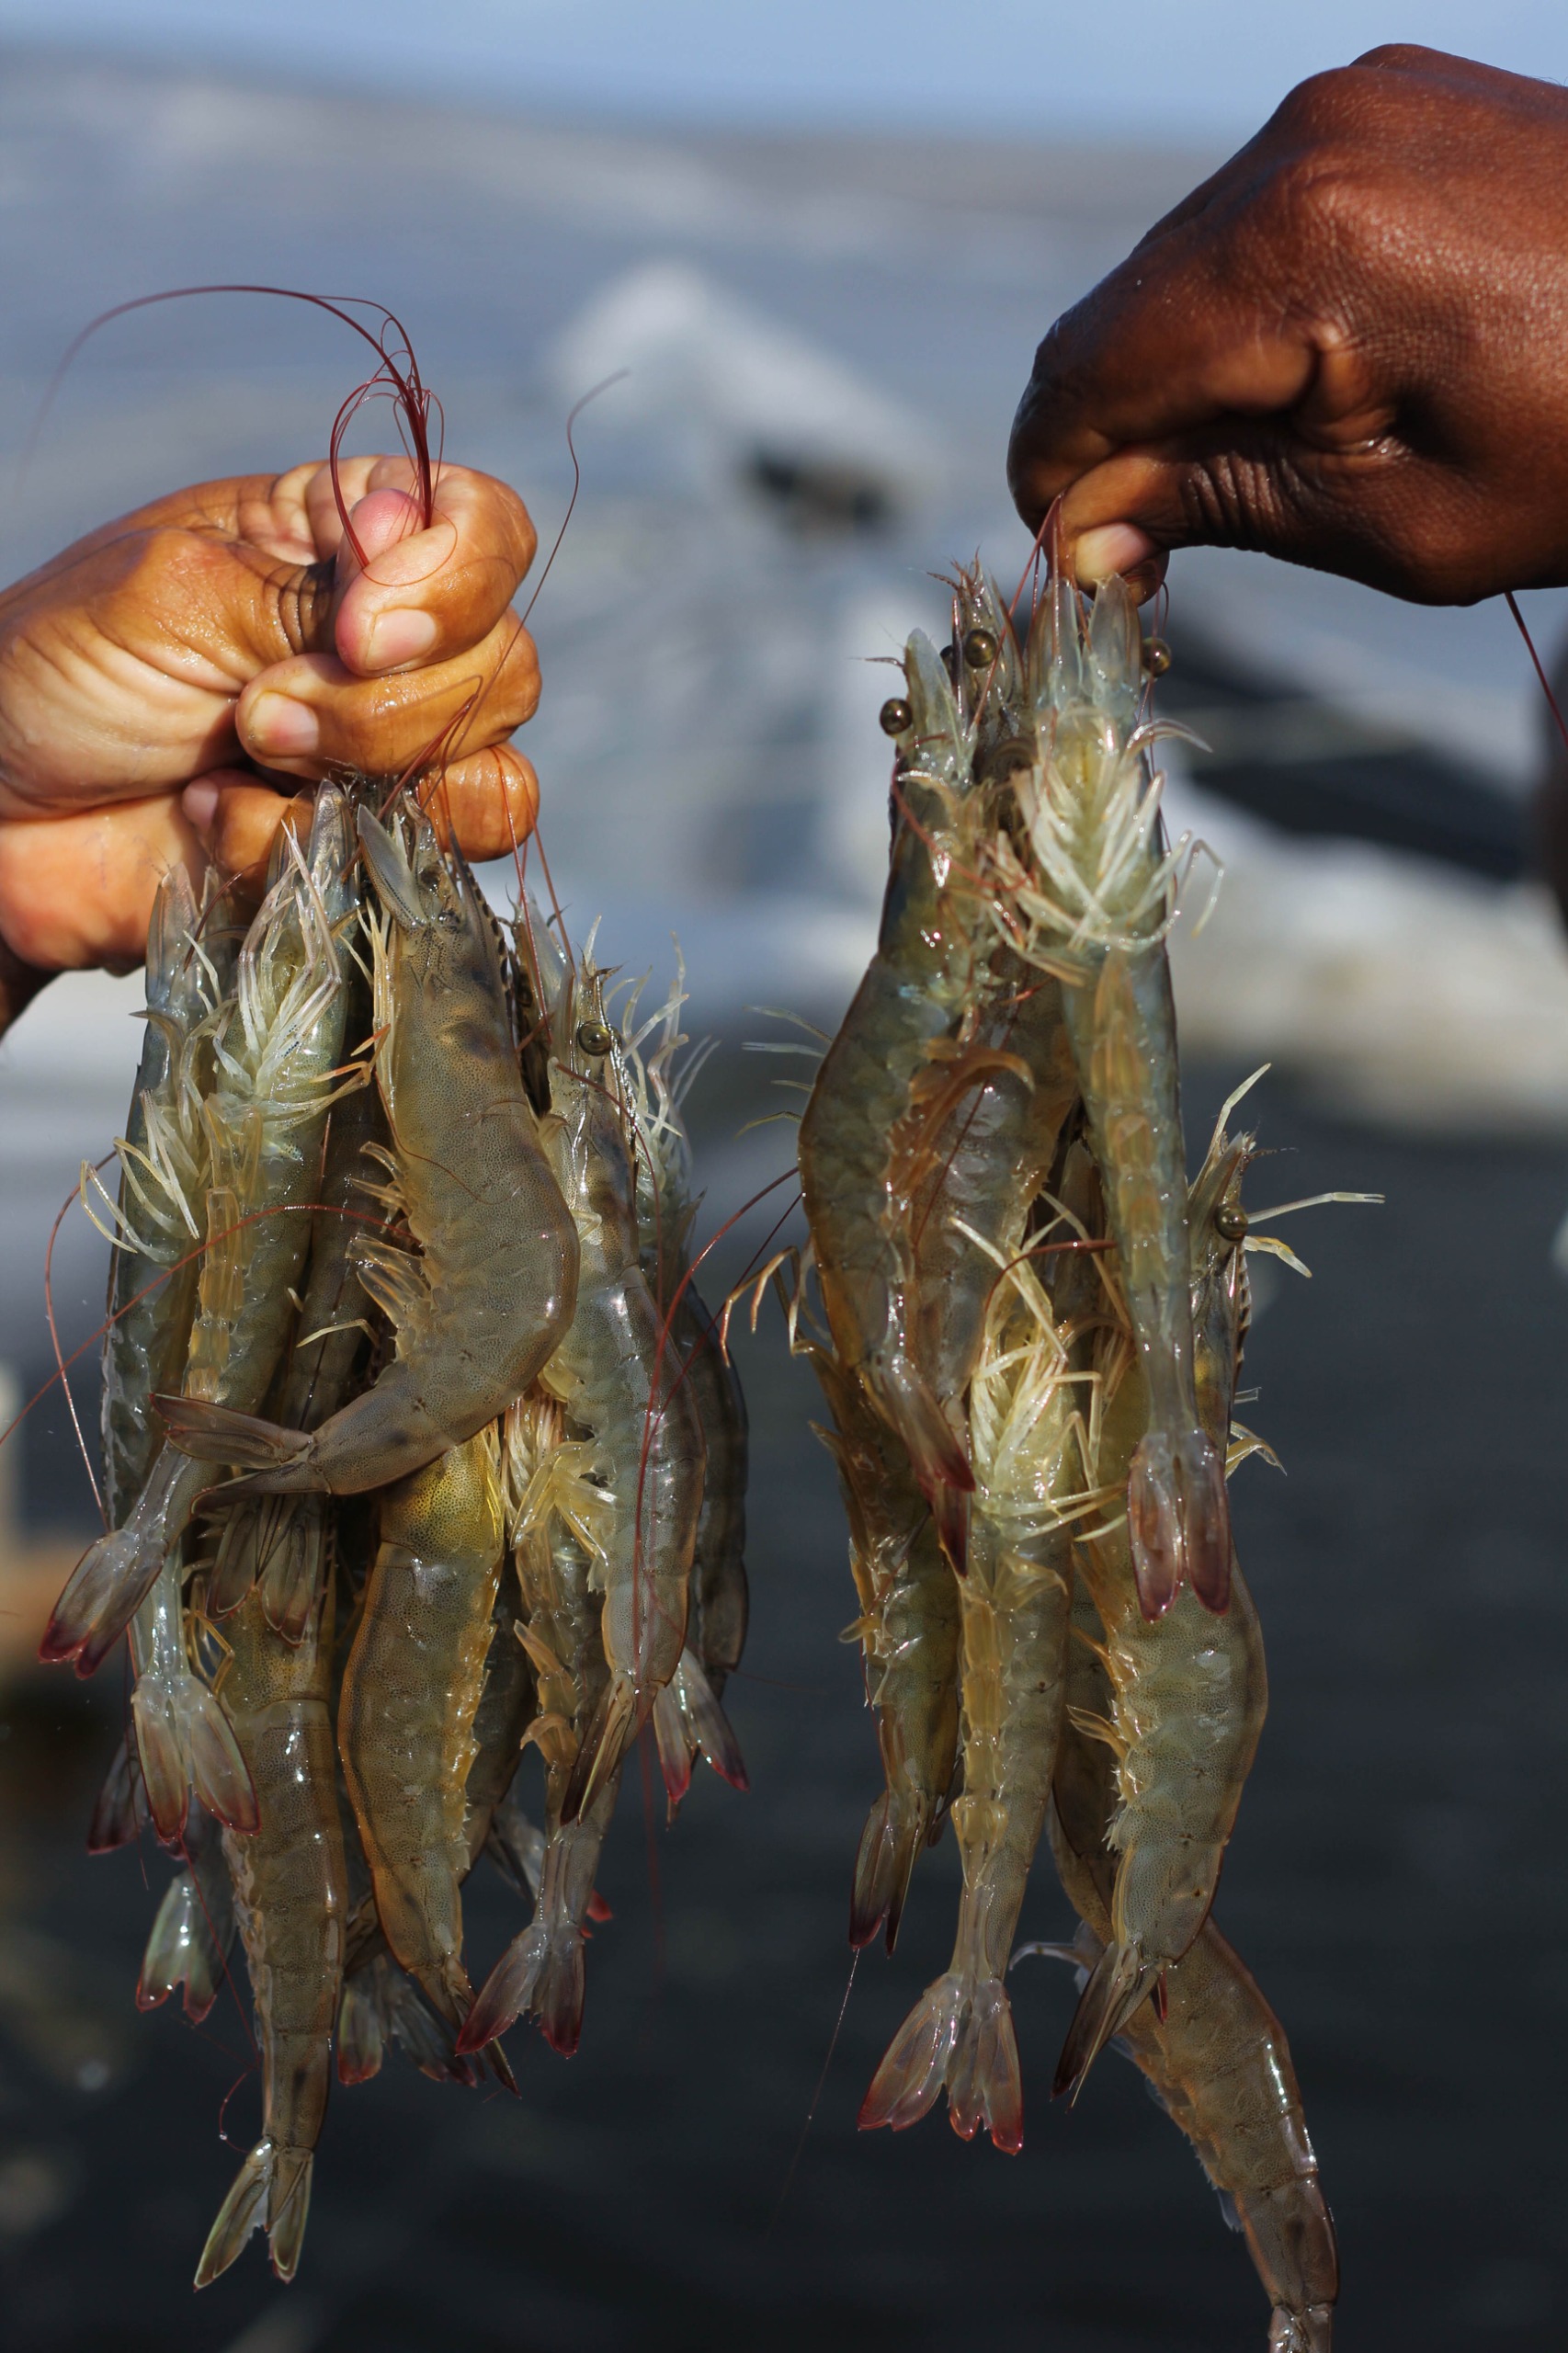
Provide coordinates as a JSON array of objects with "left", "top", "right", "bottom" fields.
[
  {"left": 186, "top": 745, "right": 538, "bottom": 880},
  {"left": 182, "top": 773, "right": 313, "bottom": 894},
  {"left": 237, "top": 610, "right": 540, "bottom": 779},
  {"left": 413, "top": 745, "right": 540, "bottom": 862},
  {"left": 331, "top": 464, "right": 539, "bottom": 678},
  {"left": 0, "top": 794, "right": 202, "bottom": 972}
]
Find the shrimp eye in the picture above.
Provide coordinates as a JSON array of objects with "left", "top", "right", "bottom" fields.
[
  {"left": 879, "top": 698, "right": 913, "bottom": 737},
  {"left": 962, "top": 627, "right": 998, "bottom": 668},
  {"left": 1215, "top": 1204, "right": 1248, "bottom": 1242},
  {"left": 575, "top": 1019, "right": 614, "bottom": 1057},
  {"left": 1142, "top": 635, "right": 1172, "bottom": 676}
]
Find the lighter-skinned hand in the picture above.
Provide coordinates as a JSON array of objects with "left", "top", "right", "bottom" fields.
[
  {"left": 0, "top": 455, "right": 541, "bottom": 989},
  {"left": 1008, "top": 46, "right": 1568, "bottom": 606}
]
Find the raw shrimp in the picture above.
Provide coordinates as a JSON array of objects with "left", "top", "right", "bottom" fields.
[
  {"left": 198, "top": 1578, "right": 347, "bottom": 2289},
  {"left": 859, "top": 1238, "right": 1092, "bottom": 2150},
  {"left": 1042, "top": 1647, "right": 1337, "bottom": 2353},
  {"left": 798, "top": 630, "right": 983, "bottom": 1513},
  {"left": 46, "top": 789, "right": 358, "bottom": 1672},
  {"left": 210, "top": 1053, "right": 382, "bottom": 1642},
  {"left": 128, "top": 1541, "right": 257, "bottom": 1842},
  {"left": 461, "top": 1388, "right": 619, "bottom": 2057},
  {"left": 512, "top": 917, "right": 703, "bottom": 1818},
  {"left": 97, "top": 865, "right": 227, "bottom": 1526},
  {"left": 617, "top": 961, "right": 748, "bottom": 1798},
  {"left": 808, "top": 1341, "right": 960, "bottom": 1952},
  {"left": 994, "top": 546, "right": 1227, "bottom": 1618},
  {"left": 160, "top": 805, "right": 578, "bottom": 1497},
  {"left": 336, "top": 1426, "right": 506, "bottom": 2054},
  {"left": 1051, "top": 1106, "right": 1272, "bottom": 2096}
]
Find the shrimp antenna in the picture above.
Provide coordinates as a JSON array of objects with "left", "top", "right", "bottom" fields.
[
  {"left": 519, "top": 370, "right": 628, "bottom": 630},
  {"left": 23, "top": 284, "right": 440, "bottom": 560},
  {"left": 1506, "top": 589, "right": 1568, "bottom": 764}
]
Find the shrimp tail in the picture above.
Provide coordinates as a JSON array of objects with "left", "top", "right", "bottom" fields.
[
  {"left": 194, "top": 2139, "right": 312, "bottom": 2288},
  {"left": 945, "top": 1979, "right": 1024, "bottom": 2154},
  {"left": 652, "top": 1647, "right": 748, "bottom": 1811},
  {"left": 560, "top": 1678, "right": 636, "bottom": 1826},
  {"left": 874, "top": 1358, "right": 974, "bottom": 1502},
  {"left": 457, "top": 1925, "right": 548, "bottom": 2053},
  {"left": 131, "top": 1679, "right": 187, "bottom": 1845},
  {"left": 184, "top": 1686, "right": 260, "bottom": 1835},
  {"left": 155, "top": 1394, "right": 322, "bottom": 1492},
  {"left": 1128, "top": 1431, "right": 1231, "bottom": 1619},
  {"left": 257, "top": 1500, "right": 328, "bottom": 1645},
  {"left": 848, "top": 1787, "right": 927, "bottom": 1953},
  {"left": 858, "top": 1973, "right": 962, "bottom": 2131},
  {"left": 1267, "top": 2295, "right": 1336, "bottom": 2352},
  {"left": 86, "top": 1735, "right": 147, "bottom": 1853},
  {"left": 1052, "top": 1938, "right": 1151, "bottom": 2102},
  {"left": 40, "top": 1529, "right": 155, "bottom": 1674},
  {"left": 338, "top": 1956, "right": 485, "bottom": 2089},
  {"left": 136, "top": 1870, "right": 229, "bottom": 2025},
  {"left": 859, "top": 1973, "right": 1023, "bottom": 2154},
  {"left": 335, "top": 1972, "right": 385, "bottom": 2086}
]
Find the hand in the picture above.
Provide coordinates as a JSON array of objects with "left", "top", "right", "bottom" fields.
[
  {"left": 1008, "top": 46, "right": 1568, "bottom": 607},
  {"left": 0, "top": 456, "right": 542, "bottom": 999}
]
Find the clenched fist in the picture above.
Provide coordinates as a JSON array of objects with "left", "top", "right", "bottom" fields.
[{"left": 0, "top": 455, "right": 543, "bottom": 1024}]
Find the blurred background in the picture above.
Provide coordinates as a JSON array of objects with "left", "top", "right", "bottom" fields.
[{"left": 0, "top": 6, "right": 1566, "bottom": 2348}]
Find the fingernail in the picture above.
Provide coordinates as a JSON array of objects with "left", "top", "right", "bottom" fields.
[
  {"left": 247, "top": 693, "right": 320, "bottom": 756},
  {"left": 1075, "top": 524, "right": 1156, "bottom": 587},
  {"left": 181, "top": 780, "right": 221, "bottom": 840},
  {"left": 365, "top": 608, "right": 438, "bottom": 670}
]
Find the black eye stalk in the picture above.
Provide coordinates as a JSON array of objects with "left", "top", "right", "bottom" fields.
[
  {"left": 879, "top": 698, "right": 913, "bottom": 737},
  {"left": 575, "top": 1019, "right": 615, "bottom": 1058},
  {"left": 962, "top": 627, "right": 998, "bottom": 668},
  {"left": 1214, "top": 1204, "right": 1249, "bottom": 1242}
]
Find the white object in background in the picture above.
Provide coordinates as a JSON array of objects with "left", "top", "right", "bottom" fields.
[
  {"left": 546, "top": 259, "right": 942, "bottom": 515},
  {"left": 1164, "top": 763, "right": 1568, "bottom": 1133}
]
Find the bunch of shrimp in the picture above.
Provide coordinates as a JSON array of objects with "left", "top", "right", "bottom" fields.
[
  {"left": 45, "top": 790, "right": 749, "bottom": 2290},
  {"left": 793, "top": 538, "right": 1376, "bottom": 2348}
]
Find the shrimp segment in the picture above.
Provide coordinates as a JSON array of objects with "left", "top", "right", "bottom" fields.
[
  {"left": 198, "top": 1580, "right": 347, "bottom": 2289},
  {"left": 994, "top": 552, "right": 1227, "bottom": 1617},
  {"left": 861, "top": 1239, "right": 1089, "bottom": 2148},
  {"left": 337, "top": 1427, "right": 506, "bottom": 2046},
  {"left": 47, "top": 789, "right": 358, "bottom": 1670},
  {"left": 160, "top": 806, "right": 578, "bottom": 1496},
  {"left": 461, "top": 1391, "right": 618, "bottom": 2057},
  {"left": 516, "top": 926, "right": 704, "bottom": 1817}
]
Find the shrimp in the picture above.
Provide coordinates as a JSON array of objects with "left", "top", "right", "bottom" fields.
[
  {"left": 461, "top": 1388, "right": 619, "bottom": 2057},
  {"left": 1043, "top": 1628, "right": 1337, "bottom": 2353},
  {"left": 158, "top": 805, "right": 579, "bottom": 1498},
  {"left": 1049, "top": 1138, "right": 1267, "bottom": 2096},
  {"left": 859, "top": 1234, "right": 1093, "bottom": 2151},
  {"left": 617, "top": 959, "right": 748, "bottom": 1801},
  {"left": 1056, "top": 1087, "right": 1379, "bottom": 2094},
  {"left": 798, "top": 630, "right": 983, "bottom": 1517},
  {"left": 991, "top": 540, "right": 1227, "bottom": 1618},
  {"left": 806, "top": 1339, "right": 960, "bottom": 1952},
  {"left": 96, "top": 864, "right": 228, "bottom": 1526},
  {"left": 197, "top": 1577, "right": 347, "bottom": 2289},
  {"left": 210, "top": 1054, "right": 383, "bottom": 1642},
  {"left": 45, "top": 787, "right": 358, "bottom": 1672},
  {"left": 510, "top": 915, "right": 704, "bottom": 1818},
  {"left": 336, "top": 1426, "right": 508, "bottom": 2064},
  {"left": 136, "top": 1801, "right": 235, "bottom": 2026}
]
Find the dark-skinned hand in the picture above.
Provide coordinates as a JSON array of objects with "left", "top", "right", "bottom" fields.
[
  {"left": 1008, "top": 45, "right": 1568, "bottom": 608},
  {"left": 0, "top": 455, "right": 541, "bottom": 1027}
]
